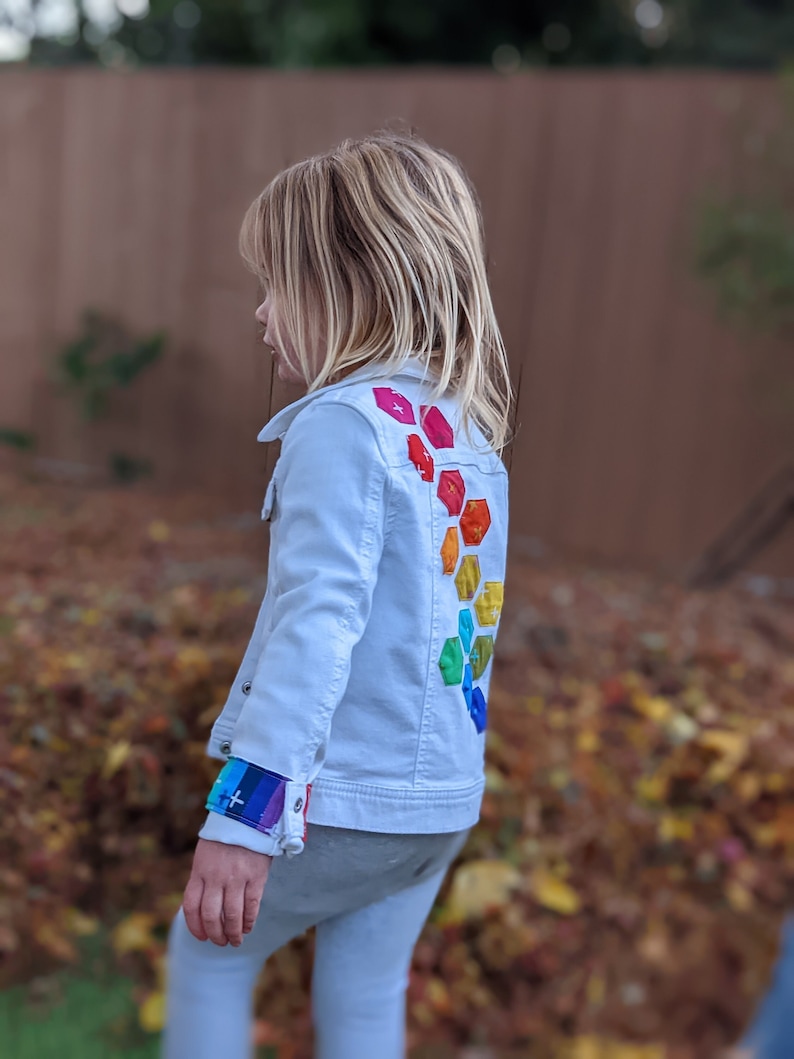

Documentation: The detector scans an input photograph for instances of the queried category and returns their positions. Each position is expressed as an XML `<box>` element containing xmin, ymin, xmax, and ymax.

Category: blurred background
<box><xmin>1</xmin><ymin>2</ymin><xmax>793</xmax><ymax>1058</ymax></box>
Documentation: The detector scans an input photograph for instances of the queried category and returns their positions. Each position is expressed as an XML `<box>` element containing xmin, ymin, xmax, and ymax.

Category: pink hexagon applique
<box><xmin>459</xmin><ymin>498</ymin><xmax>491</xmax><ymax>546</ymax></box>
<box><xmin>407</xmin><ymin>434</ymin><xmax>434</xmax><ymax>482</ymax></box>
<box><xmin>420</xmin><ymin>406</ymin><xmax>454</xmax><ymax>448</ymax></box>
<box><xmin>437</xmin><ymin>469</ymin><xmax>465</xmax><ymax>516</ymax></box>
<box><xmin>373</xmin><ymin>387</ymin><xmax>415</xmax><ymax>424</ymax></box>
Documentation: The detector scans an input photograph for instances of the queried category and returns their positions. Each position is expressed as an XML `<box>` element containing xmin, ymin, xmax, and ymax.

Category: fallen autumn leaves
<box><xmin>1</xmin><ymin>471</ymin><xmax>793</xmax><ymax>1058</ymax></box>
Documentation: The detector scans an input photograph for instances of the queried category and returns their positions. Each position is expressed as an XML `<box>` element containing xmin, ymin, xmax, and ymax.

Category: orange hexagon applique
<box><xmin>474</xmin><ymin>581</ymin><xmax>504</xmax><ymax>626</ymax></box>
<box><xmin>437</xmin><ymin>469</ymin><xmax>465</xmax><ymax>516</ymax></box>
<box><xmin>407</xmin><ymin>434</ymin><xmax>434</xmax><ymax>482</ymax></box>
<box><xmin>441</xmin><ymin>527</ymin><xmax>459</xmax><ymax>574</ymax></box>
<box><xmin>455</xmin><ymin>555</ymin><xmax>481</xmax><ymax>601</ymax></box>
<box><xmin>419</xmin><ymin>405</ymin><xmax>454</xmax><ymax>448</ymax></box>
<box><xmin>459</xmin><ymin>498</ymin><xmax>491</xmax><ymax>546</ymax></box>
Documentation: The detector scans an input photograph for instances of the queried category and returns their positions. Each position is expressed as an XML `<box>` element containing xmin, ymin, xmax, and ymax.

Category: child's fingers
<box><xmin>222</xmin><ymin>885</ymin><xmax>245</xmax><ymax>947</ymax></box>
<box><xmin>182</xmin><ymin>877</ymin><xmax>208</xmax><ymax>941</ymax></box>
<box><xmin>243</xmin><ymin>879</ymin><xmax>264</xmax><ymax>933</ymax></box>
<box><xmin>201</xmin><ymin>886</ymin><xmax>227</xmax><ymax>947</ymax></box>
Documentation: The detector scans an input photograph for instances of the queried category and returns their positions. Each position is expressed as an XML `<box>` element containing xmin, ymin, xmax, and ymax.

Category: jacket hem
<box><xmin>305</xmin><ymin>776</ymin><xmax>484</xmax><ymax>833</ymax></box>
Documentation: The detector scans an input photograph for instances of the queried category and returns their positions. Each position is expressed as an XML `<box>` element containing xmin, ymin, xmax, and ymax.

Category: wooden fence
<box><xmin>1</xmin><ymin>69</ymin><xmax>791</xmax><ymax>575</ymax></box>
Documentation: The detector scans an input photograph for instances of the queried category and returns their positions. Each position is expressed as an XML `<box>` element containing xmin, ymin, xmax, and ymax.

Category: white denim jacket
<box><xmin>199</xmin><ymin>360</ymin><xmax>509</xmax><ymax>857</ymax></box>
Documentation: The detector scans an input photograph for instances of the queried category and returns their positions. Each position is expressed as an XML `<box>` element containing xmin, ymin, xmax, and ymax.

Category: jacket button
<box><xmin>242</xmin><ymin>681</ymin><xmax>252</xmax><ymax>694</ymax></box>
<box><xmin>293</xmin><ymin>798</ymin><xmax>303</xmax><ymax>813</ymax></box>
<box><xmin>220</xmin><ymin>740</ymin><xmax>232</xmax><ymax>755</ymax></box>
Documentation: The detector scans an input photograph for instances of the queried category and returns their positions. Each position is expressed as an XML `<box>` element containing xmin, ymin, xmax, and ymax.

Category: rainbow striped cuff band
<box><xmin>206</xmin><ymin>756</ymin><xmax>292</xmax><ymax>834</ymax></box>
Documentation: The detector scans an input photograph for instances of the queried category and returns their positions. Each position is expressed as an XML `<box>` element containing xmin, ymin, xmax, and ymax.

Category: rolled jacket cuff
<box><xmin>202</xmin><ymin>756</ymin><xmax>310</xmax><ymax>857</ymax></box>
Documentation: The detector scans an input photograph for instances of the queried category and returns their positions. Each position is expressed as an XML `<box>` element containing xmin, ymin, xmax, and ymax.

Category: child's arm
<box><xmin>199</xmin><ymin>399</ymin><xmax>389</xmax><ymax>857</ymax></box>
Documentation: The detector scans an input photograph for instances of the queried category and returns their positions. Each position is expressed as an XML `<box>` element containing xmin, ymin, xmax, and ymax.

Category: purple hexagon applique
<box><xmin>420</xmin><ymin>406</ymin><xmax>454</xmax><ymax>448</ymax></box>
<box><xmin>373</xmin><ymin>387</ymin><xmax>415</xmax><ymax>424</ymax></box>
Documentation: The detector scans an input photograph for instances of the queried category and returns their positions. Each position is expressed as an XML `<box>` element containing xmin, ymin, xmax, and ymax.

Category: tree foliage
<box><xmin>17</xmin><ymin>0</ymin><xmax>794</xmax><ymax>69</ymax></box>
<box><xmin>696</xmin><ymin>72</ymin><xmax>794</xmax><ymax>339</ymax></box>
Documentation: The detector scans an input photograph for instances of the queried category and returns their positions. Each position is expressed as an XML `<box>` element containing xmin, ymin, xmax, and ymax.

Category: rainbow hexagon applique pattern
<box><xmin>372</xmin><ymin>385</ymin><xmax>501</xmax><ymax>734</ymax></box>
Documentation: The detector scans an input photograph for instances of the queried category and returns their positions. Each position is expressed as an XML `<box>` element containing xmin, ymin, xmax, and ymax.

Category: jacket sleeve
<box><xmin>198</xmin><ymin>400</ymin><xmax>389</xmax><ymax>857</ymax></box>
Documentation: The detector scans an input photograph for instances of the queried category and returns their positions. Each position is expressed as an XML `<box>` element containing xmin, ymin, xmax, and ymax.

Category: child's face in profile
<box><xmin>255</xmin><ymin>294</ymin><xmax>306</xmax><ymax>388</ymax></box>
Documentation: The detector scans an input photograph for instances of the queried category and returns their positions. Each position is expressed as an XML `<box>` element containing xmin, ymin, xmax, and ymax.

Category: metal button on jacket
<box><xmin>220</xmin><ymin>740</ymin><xmax>232</xmax><ymax>755</ymax></box>
<box><xmin>242</xmin><ymin>681</ymin><xmax>252</xmax><ymax>694</ymax></box>
<box><xmin>293</xmin><ymin>798</ymin><xmax>303</xmax><ymax>812</ymax></box>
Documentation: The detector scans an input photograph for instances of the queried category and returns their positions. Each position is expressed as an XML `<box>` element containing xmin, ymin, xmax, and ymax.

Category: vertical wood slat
<box><xmin>0</xmin><ymin>70</ymin><xmax>791</xmax><ymax>574</ymax></box>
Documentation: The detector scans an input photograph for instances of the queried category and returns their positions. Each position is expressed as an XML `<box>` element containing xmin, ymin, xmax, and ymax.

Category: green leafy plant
<box><xmin>109</xmin><ymin>453</ymin><xmax>154</xmax><ymax>485</ymax></box>
<box><xmin>57</xmin><ymin>310</ymin><xmax>165</xmax><ymax>423</ymax></box>
<box><xmin>0</xmin><ymin>429</ymin><xmax>36</xmax><ymax>451</ymax></box>
<box><xmin>695</xmin><ymin>71</ymin><xmax>794</xmax><ymax>338</ymax></box>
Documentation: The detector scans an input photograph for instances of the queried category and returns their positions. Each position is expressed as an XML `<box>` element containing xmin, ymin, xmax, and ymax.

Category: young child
<box><xmin>162</xmin><ymin>131</ymin><xmax>512</xmax><ymax>1059</ymax></box>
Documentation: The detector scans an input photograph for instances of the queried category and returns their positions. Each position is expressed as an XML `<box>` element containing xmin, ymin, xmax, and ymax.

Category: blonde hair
<box><xmin>239</xmin><ymin>131</ymin><xmax>513</xmax><ymax>452</ymax></box>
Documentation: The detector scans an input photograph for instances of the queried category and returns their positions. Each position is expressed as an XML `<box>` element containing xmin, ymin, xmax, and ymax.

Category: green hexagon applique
<box><xmin>438</xmin><ymin>637</ymin><xmax>465</xmax><ymax>685</ymax></box>
<box><xmin>469</xmin><ymin>634</ymin><xmax>494</xmax><ymax>679</ymax></box>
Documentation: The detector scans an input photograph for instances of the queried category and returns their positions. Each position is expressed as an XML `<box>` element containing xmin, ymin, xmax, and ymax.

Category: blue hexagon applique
<box><xmin>462</xmin><ymin>664</ymin><xmax>473</xmax><ymax>712</ymax></box>
<box><xmin>458</xmin><ymin>609</ymin><xmax>474</xmax><ymax>654</ymax></box>
<box><xmin>469</xmin><ymin>687</ymin><xmax>487</xmax><ymax>733</ymax></box>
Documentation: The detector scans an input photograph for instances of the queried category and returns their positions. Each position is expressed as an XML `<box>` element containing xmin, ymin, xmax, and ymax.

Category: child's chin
<box><xmin>276</xmin><ymin>361</ymin><xmax>302</xmax><ymax>386</ymax></box>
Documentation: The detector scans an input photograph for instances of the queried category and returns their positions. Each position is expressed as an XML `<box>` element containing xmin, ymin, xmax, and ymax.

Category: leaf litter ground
<box><xmin>1</xmin><ymin>472</ymin><xmax>793</xmax><ymax>1058</ymax></box>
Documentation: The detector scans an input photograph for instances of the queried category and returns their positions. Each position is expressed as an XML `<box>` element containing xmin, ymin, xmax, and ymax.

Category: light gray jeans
<box><xmin>162</xmin><ymin>824</ymin><xmax>470</xmax><ymax>1059</ymax></box>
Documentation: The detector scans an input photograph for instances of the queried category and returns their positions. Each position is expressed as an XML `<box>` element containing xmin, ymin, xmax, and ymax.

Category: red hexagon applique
<box><xmin>437</xmin><ymin>469</ymin><xmax>465</xmax><ymax>516</ymax></box>
<box><xmin>420</xmin><ymin>405</ymin><xmax>454</xmax><ymax>448</ymax></box>
<box><xmin>407</xmin><ymin>434</ymin><xmax>434</xmax><ymax>482</ymax></box>
<box><xmin>459</xmin><ymin>498</ymin><xmax>491</xmax><ymax>546</ymax></box>
<box><xmin>373</xmin><ymin>387</ymin><xmax>415</xmax><ymax>424</ymax></box>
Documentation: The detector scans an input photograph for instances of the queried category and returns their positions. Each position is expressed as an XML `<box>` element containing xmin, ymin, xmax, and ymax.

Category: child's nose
<box><xmin>255</xmin><ymin>299</ymin><xmax>269</xmax><ymax>327</ymax></box>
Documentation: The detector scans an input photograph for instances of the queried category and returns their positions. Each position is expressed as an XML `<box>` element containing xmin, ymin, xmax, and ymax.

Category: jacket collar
<box><xmin>257</xmin><ymin>358</ymin><xmax>438</xmax><ymax>442</ymax></box>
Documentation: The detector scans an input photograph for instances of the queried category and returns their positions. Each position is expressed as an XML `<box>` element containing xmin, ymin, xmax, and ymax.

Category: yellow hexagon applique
<box><xmin>440</xmin><ymin>527</ymin><xmax>459</xmax><ymax>575</ymax></box>
<box><xmin>474</xmin><ymin>581</ymin><xmax>504</xmax><ymax>626</ymax></box>
<box><xmin>455</xmin><ymin>555</ymin><xmax>481</xmax><ymax>601</ymax></box>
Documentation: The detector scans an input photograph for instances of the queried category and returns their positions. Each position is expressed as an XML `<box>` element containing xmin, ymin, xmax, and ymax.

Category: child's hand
<box><xmin>182</xmin><ymin>838</ymin><xmax>273</xmax><ymax>947</ymax></box>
